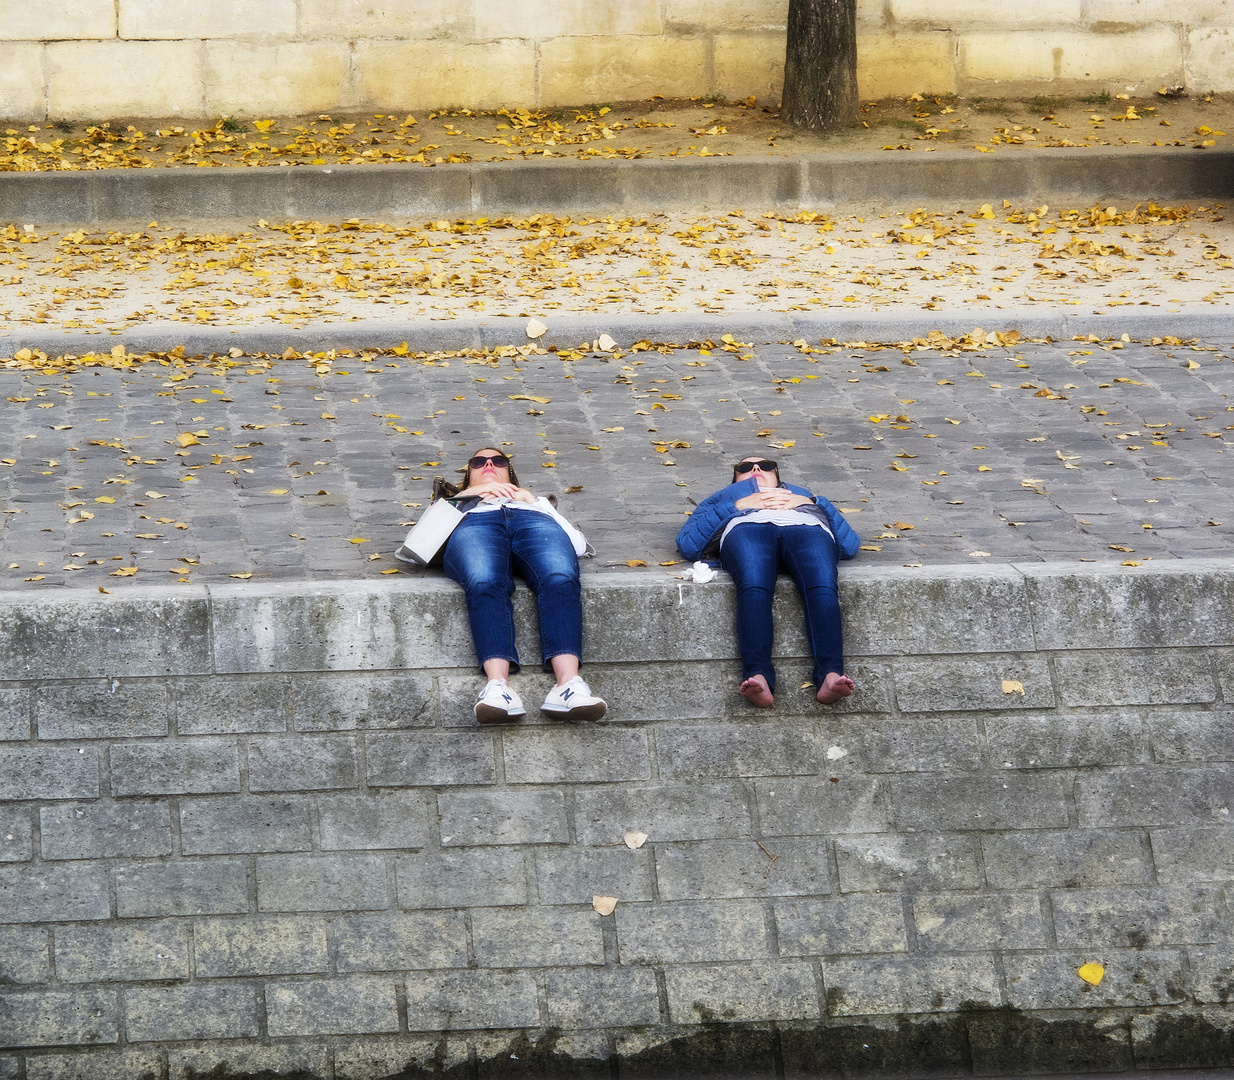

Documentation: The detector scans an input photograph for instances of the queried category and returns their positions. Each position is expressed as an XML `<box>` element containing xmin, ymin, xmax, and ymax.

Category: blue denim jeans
<box><xmin>442</xmin><ymin>507</ymin><xmax>583</xmax><ymax>673</ymax></box>
<box><xmin>718</xmin><ymin>522</ymin><xmax>843</xmax><ymax>693</ymax></box>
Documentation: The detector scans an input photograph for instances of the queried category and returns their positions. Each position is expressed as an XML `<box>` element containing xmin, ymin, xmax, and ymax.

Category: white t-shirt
<box><xmin>720</xmin><ymin>507</ymin><xmax>834</xmax><ymax>550</ymax></box>
<box><xmin>462</xmin><ymin>496</ymin><xmax>588</xmax><ymax>556</ymax></box>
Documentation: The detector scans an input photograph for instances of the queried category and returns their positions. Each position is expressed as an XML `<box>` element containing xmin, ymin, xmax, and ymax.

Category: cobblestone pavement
<box><xmin>2</xmin><ymin>337</ymin><xmax>1233</xmax><ymax>590</ymax></box>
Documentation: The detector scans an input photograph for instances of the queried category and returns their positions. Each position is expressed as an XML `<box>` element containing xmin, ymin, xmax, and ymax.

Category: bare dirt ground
<box><xmin>1</xmin><ymin>199</ymin><xmax>1230</xmax><ymax>339</ymax></box>
<box><xmin>2</xmin><ymin>92</ymin><xmax>1233</xmax><ymax>171</ymax></box>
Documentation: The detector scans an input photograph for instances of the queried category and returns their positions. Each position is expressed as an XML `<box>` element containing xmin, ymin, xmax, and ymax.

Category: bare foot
<box><xmin>817</xmin><ymin>672</ymin><xmax>855</xmax><ymax>704</ymax></box>
<box><xmin>740</xmin><ymin>675</ymin><xmax>775</xmax><ymax>708</ymax></box>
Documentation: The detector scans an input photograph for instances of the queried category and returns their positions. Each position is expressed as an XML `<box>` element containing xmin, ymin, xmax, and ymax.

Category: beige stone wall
<box><xmin>0</xmin><ymin>0</ymin><xmax>1224</xmax><ymax>120</ymax></box>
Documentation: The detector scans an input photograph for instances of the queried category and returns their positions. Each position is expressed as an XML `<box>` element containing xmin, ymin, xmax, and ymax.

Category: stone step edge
<box><xmin>2</xmin><ymin>558</ymin><xmax>1232</xmax><ymax>681</ymax></box>
<box><xmin>3</xmin><ymin>147</ymin><xmax>1231</xmax><ymax>225</ymax></box>
<box><xmin>2</xmin><ymin>308</ymin><xmax>1231</xmax><ymax>360</ymax></box>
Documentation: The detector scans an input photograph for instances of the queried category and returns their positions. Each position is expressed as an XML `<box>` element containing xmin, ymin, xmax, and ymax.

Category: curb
<box><xmin>3</xmin><ymin>309</ymin><xmax>1233</xmax><ymax>359</ymax></box>
<box><xmin>1</xmin><ymin>148</ymin><xmax>1232</xmax><ymax>224</ymax></box>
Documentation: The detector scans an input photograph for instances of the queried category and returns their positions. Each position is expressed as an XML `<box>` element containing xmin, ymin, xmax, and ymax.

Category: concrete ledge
<box><xmin>3</xmin><ymin>308</ymin><xmax>1234</xmax><ymax>360</ymax></box>
<box><xmin>2</xmin><ymin>148</ymin><xmax>1232</xmax><ymax>225</ymax></box>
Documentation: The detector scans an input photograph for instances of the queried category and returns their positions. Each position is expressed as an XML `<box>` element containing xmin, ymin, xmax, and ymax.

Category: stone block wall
<box><xmin>0</xmin><ymin>0</ymin><xmax>1228</xmax><ymax>121</ymax></box>
<box><xmin>1</xmin><ymin>562</ymin><xmax>1233</xmax><ymax>1077</ymax></box>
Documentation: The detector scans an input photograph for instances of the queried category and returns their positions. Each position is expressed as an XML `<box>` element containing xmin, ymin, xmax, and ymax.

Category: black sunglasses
<box><xmin>734</xmin><ymin>459</ymin><xmax>778</xmax><ymax>475</ymax></box>
<box><xmin>469</xmin><ymin>454</ymin><xmax>511</xmax><ymax>469</ymax></box>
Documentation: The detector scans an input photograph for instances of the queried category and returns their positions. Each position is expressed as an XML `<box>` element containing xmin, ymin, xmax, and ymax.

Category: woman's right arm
<box><xmin>676</xmin><ymin>481</ymin><xmax>753</xmax><ymax>561</ymax></box>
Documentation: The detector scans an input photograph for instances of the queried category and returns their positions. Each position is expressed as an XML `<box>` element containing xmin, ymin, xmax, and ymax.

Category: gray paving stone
<box><xmin>256</xmin><ymin>853</ymin><xmax>389</xmax><ymax>912</ymax></box>
<box><xmin>835</xmin><ymin>834</ymin><xmax>983</xmax><ymax>893</ymax></box>
<box><xmin>366</xmin><ymin>731</ymin><xmax>496</xmax><ymax>787</ymax></box>
<box><xmin>545</xmin><ymin>967</ymin><xmax>662</xmax><ymax>1030</ymax></box>
<box><xmin>1053</xmin><ymin>649</ymin><xmax>1217</xmax><ymax>706</ymax></box>
<box><xmin>893</xmin><ymin>773</ymin><xmax>1068</xmax><ymax>831</ymax></box>
<box><xmin>472</xmin><ymin>907</ymin><xmax>605</xmax><ymax>968</ymax></box>
<box><xmin>535</xmin><ymin>846</ymin><xmax>655</xmax><ymax>905</ymax></box>
<box><xmin>756</xmin><ymin>777</ymin><xmax>890</xmax><ymax>836</ymax></box>
<box><xmin>439</xmin><ymin>790</ymin><xmax>568</xmax><ymax>846</ymax></box>
<box><xmin>1151</xmin><ymin>826</ymin><xmax>1234</xmax><ymax>884</ymax></box>
<box><xmin>174</xmin><ymin>676</ymin><xmax>288</xmax><ymax>734</ymax></box>
<box><xmin>982</xmin><ymin>830</ymin><xmax>1153</xmax><ymax>889</ymax></box>
<box><xmin>1003</xmin><ymin>949</ymin><xmax>1186</xmax><ymax>1009</ymax></box>
<box><xmin>823</xmin><ymin>955</ymin><xmax>1000</xmax><ymax>1016</ymax></box>
<box><xmin>318</xmin><ymin>790</ymin><xmax>433</xmax><ymax>851</ymax></box>
<box><xmin>616</xmin><ymin>899</ymin><xmax>770</xmax><ymax>964</ymax></box>
<box><xmin>655</xmin><ymin>838</ymin><xmax>831</xmax><ymax>900</ymax></box>
<box><xmin>179</xmin><ymin>796</ymin><xmax>312</xmax><ymax>854</ymax></box>
<box><xmin>0</xmin><ymin>746</ymin><xmax>98</xmax><ymax>801</ymax></box>
<box><xmin>1190</xmin><ymin>948</ymin><xmax>1234</xmax><ymax>1004</ymax></box>
<box><xmin>912</xmin><ymin>892</ymin><xmax>1047</xmax><ymax>951</ymax></box>
<box><xmin>892</xmin><ymin>655</ymin><xmax>1055</xmax><ymax>712</ymax></box>
<box><xmin>1051</xmin><ymin>885</ymin><xmax>1229</xmax><ymax>947</ymax></box>
<box><xmin>109</xmin><ymin>740</ymin><xmax>240</xmax><ymax>796</ymax></box>
<box><xmin>194</xmin><ymin>915</ymin><xmax>329</xmax><ymax>977</ymax></box>
<box><xmin>775</xmin><ymin>895</ymin><xmax>907</xmax><ymax>956</ymax></box>
<box><xmin>1146</xmin><ymin>708</ymin><xmax>1234</xmax><ymax>763</ymax></box>
<box><xmin>830</xmin><ymin>716</ymin><xmax>982</xmax><ymax>773</ymax></box>
<box><xmin>333</xmin><ymin>1036</ymin><xmax>470</xmax><ymax>1080</ymax></box>
<box><xmin>0</xmin><ymin>806</ymin><xmax>31</xmax><ymax>863</ymax></box>
<box><xmin>502</xmin><ymin>727</ymin><xmax>652</xmax><ymax>784</ymax></box>
<box><xmin>334</xmin><ymin>911</ymin><xmax>469</xmax><ymax>972</ymax></box>
<box><xmin>395</xmin><ymin>848</ymin><xmax>529</xmax><ymax>909</ymax></box>
<box><xmin>1075</xmin><ymin>765</ymin><xmax>1234</xmax><ymax>827</ymax></box>
<box><xmin>247</xmin><ymin>736</ymin><xmax>358</xmax><ymax>792</ymax></box>
<box><xmin>39</xmin><ymin>801</ymin><xmax>171</xmax><ymax>860</ymax></box>
<box><xmin>404</xmin><ymin>971</ymin><xmax>540</xmax><ymax>1031</ymax></box>
<box><xmin>266</xmin><ymin>975</ymin><xmax>400</xmax><ymax>1037</ymax></box>
<box><xmin>665</xmin><ymin>961</ymin><xmax>820</xmax><ymax>1024</ymax></box>
<box><xmin>54</xmin><ymin>922</ymin><xmax>188</xmax><ymax>982</ymax></box>
<box><xmin>292</xmin><ymin>673</ymin><xmax>436</xmax><ymax>730</ymax></box>
<box><xmin>0</xmin><ymin>688</ymin><xmax>29</xmax><ymax>740</ymax></box>
<box><xmin>35</xmin><ymin>681</ymin><xmax>170</xmax><ymax>740</ymax></box>
<box><xmin>0</xmin><ymin>988</ymin><xmax>117</xmax><ymax>1047</ymax></box>
<box><xmin>114</xmin><ymin>859</ymin><xmax>248</xmax><ymax>917</ymax></box>
<box><xmin>985</xmin><ymin>711</ymin><xmax>1148</xmax><ymax>768</ymax></box>
<box><xmin>23</xmin><ymin>1048</ymin><xmax>164</xmax><ymax>1080</ymax></box>
<box><xmin>576</xmin><ymin>781</ymin><xmax>752</xmax><ymax>844</ymax></box>
<box><xmin>0</xmin><ymin>926</ymin><xmax>48</xmax><ymax>984</ymax></box>
<box><xmin>654</xmin><ymin>722</ymin><xmax>817</xmax><ymax>779</ymax></box>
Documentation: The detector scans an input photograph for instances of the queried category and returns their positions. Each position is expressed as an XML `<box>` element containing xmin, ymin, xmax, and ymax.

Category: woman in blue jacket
<box><xmin>677</xmin><ymin>456</ymin><xmax>861</xmax><ymax>707</ymax></box>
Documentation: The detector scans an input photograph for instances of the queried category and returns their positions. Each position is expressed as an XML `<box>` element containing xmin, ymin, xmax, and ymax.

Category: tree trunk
<box><xmin>782</xmin><ymin>0</ymin><xmax>858</xmax><ymax>133</ymax></box>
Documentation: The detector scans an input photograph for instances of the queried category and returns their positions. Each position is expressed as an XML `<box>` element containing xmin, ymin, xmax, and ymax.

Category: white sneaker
<box><xmin>541</xmin><ymin>676</ymin><xmax>607</xmax><ymax>723</ymax></box>
<box><xmin>474</xmin><ymin>679</ymin><xmax>526</xmax><ymax>725</ymax></box>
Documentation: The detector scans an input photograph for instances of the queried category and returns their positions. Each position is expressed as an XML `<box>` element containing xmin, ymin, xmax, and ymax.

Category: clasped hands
<box><xmin>458</xmin><ymin>481</ymin><xmax>537</xmax><ymax>504</ymax></box>
<box><xmin>734</xmin><ymin>491</ymin><xmax>815</xmax><ymax>511</ymax></box>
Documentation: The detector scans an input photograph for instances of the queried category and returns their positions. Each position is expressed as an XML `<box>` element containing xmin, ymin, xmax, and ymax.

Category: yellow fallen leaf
<box><xmin>229</xmin><ymin>572</ymin><xmax>253</xmax><ymax>579</ymax></box>
<box><xmin>268</xmin><ymin>489</ymin><xmax>289</xmax><ymax>495</ymax></box>
<box><xmin>969</xmin><ymin>550</ymin><xmax>992</xmax><ymax>557</ymax></box>
<box><xmin>145</xmin><ymin>491</ymin><xmax>167</xmax><ymax>499</ymax></box>
<box><xmin>526</xmin><ymin>317</ymin><xmax>548</xmax><ymax>339</ymax></box>
<box><xmin>1001</xmin><ymin>680</ymin><xmax>1025</xmax><ymax>695</ymax></box>
<box><xmin>592</xmin><ymin>896</ymin><xmax>618</xmax><ymax>916</ymax></box>
<box><xmin>98</xmin><ymin>586</ymin><xmax>113</xmax><ymax>594</ymax></box>
<box><xmin>626</xmin><ymin>559</ymin><xmax>647</xmax><ymax>567</ymax></box>
<box><xmin>1078</xmin><ymin>962</ymin><xmax>1105</xmax><ymax>986</ymax></box>
<box><xmin>94</xmin><ymin>496</ymin><xmax>116</xmax><ymax>504</ymax></box>
<box><xmin>597</xmin><ymin>333</ymin><xmax>618</xmax><ymax>351</ymax></box>
<box><xmin>380</xmin><ymin>568</ymin><xmax>402</xmax><ymax>574</ymax></box>
<box><xmin>109</xmin><ymin>566</ymin><xmax>138</xmax><ymax>577</ymax></box>
<box><xmin>509</xmin><ymin>395</ymin><xmax>550</xmax><ymax>404</ymax></box>
<box><xmin>624</xmin><ymin>830</ymin><xmax>649</xmax><ymax>849</ymax></box>
<box><xmin>253</xmin><ymin>119</ymin><xmax>275</xmax><ymax>132</ymax></box>
<box><xmin>348</xmin><ymin>538</ymin><xmax>369</xmax><ymax>544</ymax></box>
<box><xmin>175</xmin><ymin>432</ymin><xmax>200</xmax><ymax>448</ymax></box>
<box><xmin>978</xmin><ymin>465</ymin><xmax>993</xmax><ymax>472</ymax></box>
<box><xmin>320</xmin><ymin>413</ymin><xmax>337</xmax><ymax>420</ymax></box>
<box><xmin>860</xmin><ymin>545</ymin><xmax>882</xmax><ymax>552</ymax></box>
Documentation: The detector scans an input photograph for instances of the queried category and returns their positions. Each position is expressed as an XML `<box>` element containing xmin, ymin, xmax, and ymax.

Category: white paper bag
<box><xmin>394</xmin><ymin>498</ymin><xmax>464</xmax><ymax>565</ymax></box>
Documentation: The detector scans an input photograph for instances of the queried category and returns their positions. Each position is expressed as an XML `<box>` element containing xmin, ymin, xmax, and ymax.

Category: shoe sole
<box><xmin>475</xmin><ymin>703</ymin><xmax>524</xmax><ymax>725</ymax></box>
<box><xmin>541</xmin><ymin>702</ymin><xmax>607</xmax><ymax>724</ymax></box>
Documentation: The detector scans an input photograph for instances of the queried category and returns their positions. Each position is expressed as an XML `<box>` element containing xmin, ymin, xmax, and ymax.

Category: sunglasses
<box><xmin>734</xmin><ymin>459</ymin><xmax>778</xmax><ymax>475</ymax></box>
<box><xmin>468</xmin><ymin>454</ymin><xmax>511</xmax><ymax>469</ymax></box>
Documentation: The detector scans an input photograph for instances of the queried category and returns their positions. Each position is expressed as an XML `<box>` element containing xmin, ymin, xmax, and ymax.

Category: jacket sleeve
<box><xmin>816</xmin><ymin>494</ymin><xmax>862</xmax><ymax>559</ymax></box>
<box><xmin>676</xmin><ymin>480</ymin><xmax>756</xmax><ymax>561</ymax></box>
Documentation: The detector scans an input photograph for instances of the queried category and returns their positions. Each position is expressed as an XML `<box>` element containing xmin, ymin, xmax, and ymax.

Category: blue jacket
<box><xmin>676</xmin><ymin>478</ymin><xmax>862</xmax><ymax>563</ymax></box>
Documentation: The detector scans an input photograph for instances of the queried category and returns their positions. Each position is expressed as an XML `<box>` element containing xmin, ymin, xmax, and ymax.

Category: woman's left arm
<box><xmin>815</xmin><ymin>494</ymin><xmax>862</xmax><ymax>559</ymax></box>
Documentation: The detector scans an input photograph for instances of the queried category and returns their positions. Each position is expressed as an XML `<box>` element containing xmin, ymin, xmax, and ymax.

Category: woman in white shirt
<box><xmin>677</xmin><ymin>456</ymin><xmax>861</xmax><ymax>709</ymax></box>
<box><xmin>438</xmin><ymin>448</ymin><xmax>606</xmax><ymax>725</ymax></box>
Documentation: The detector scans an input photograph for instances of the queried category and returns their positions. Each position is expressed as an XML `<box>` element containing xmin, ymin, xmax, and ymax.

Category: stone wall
<box><xmin>1</xmin><ymin>562</ymin><xmax>1233</xmax><ymax>1079</ymax></box>
<box><xmin>0</xmin><ymin>0</ymin><xmax>1229</xmax><ymax>121</ymax></box>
